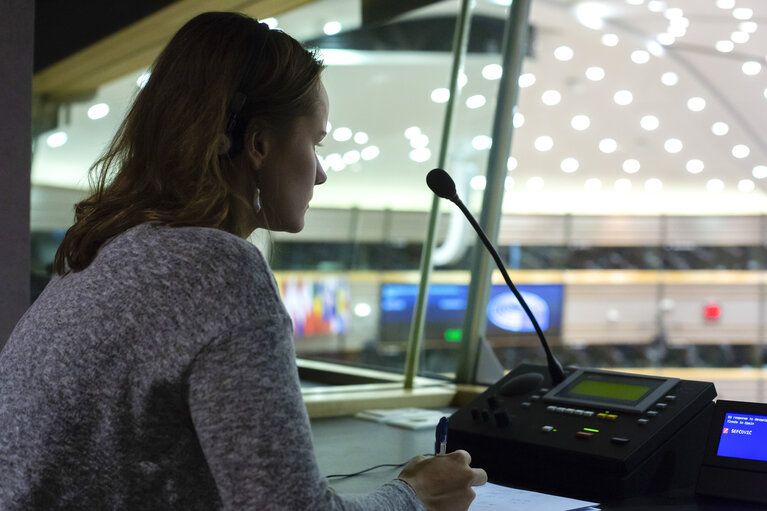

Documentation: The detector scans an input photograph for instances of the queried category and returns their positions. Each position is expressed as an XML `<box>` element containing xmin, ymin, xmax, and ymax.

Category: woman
<box><xmin>0</xmin><ymin>12</ymin><xmax>486</xmax><ymax>510</ymax></box>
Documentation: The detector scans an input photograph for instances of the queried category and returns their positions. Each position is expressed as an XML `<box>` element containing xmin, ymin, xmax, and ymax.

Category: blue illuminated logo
<box><xmin>486</xmin><ymin>291</ymin><xmax>550</xmax><ymax>332</ymax></box>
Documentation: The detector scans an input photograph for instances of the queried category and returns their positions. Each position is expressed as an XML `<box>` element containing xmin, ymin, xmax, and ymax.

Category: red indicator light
<box><xmin>703</xmin><ymin>301</ymin><xmax>721</xmax><ymax>321</ymax></box>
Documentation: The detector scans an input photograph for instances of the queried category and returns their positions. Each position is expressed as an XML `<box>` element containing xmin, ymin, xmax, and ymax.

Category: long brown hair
<box><xmin>53</xmin><ymin>12</ymin><xmax>324</xmax><ymax>275</ymax></box>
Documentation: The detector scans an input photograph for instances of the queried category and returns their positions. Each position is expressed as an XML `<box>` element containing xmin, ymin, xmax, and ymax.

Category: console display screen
<box><xmin>717</xmin><ymin>412</ymin><xmax>767</xmax><ymax>462</ymax></box>
<box><xmin>570</xmin><ymin>379</ymin><xmax>651</xmax><ymax>402</ymax></box>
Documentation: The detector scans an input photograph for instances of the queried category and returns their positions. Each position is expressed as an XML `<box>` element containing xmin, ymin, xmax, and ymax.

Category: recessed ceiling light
<box><xmin>599</xmin><ymin>138</ymin><xmax>618</xmax><ymax>153</ymax></box>
<box><xmin>46</xmin><ymin>131</ymin><xmax>68</xmax><ymax>148</ymax></box>
<box><xmin>87</xmin><ymin>103</ymin><xmax>109</xmax><ymax>120</ymax></box>
<box><xmin>507</xmin><ymin>156</ymin><xmax>518</xmax><ymax>171</ymax></box>
<box><xmin>646</xmin><ymin>41</ymin><xmax>664</xmax><ymax>56</ymax></box>
<box><xmin>623</xmin><ymin>159</ymin><xmax>640</xmax><ymax>173</ymax></box>
<box><xmin>541</xmin><ymin>90</ymin><xmax>562</xmax><ymax>106</ymax></box>
<box><xmin>585</xmin><ymin>66</ymin><xmax>605</xmax><ymax>81</ymax></box>
<box><xmin>711</xmin><ymin>121</ymin><xmax>729</xmax><ymax>136</ymax></box>
<box><xmin>410</xmin><ymin>147</ymin><xmax>432</xmax><ymax>163</ymax></box>
<box><xmin>404</xmin><ymin>126</ymin><xmax>421</xmax><ymax>139</ymax></box>
<box><xmin>571</xmin><ymin>114</ymin><xmax>591</xmax><ymax>131</ymax></box>
<box><xmin>687</xmin><ymin>97</ymin><xmax>706</xmax><ymax>112</ymax></box>
<box><xmin>482</xmin><ymin>63</ymin><xmax>503</xmax><ymax>80</ymax></box>
<box><xmin>323</xmin><ymin>21</ymin><xmax>342</xmax><ymax>35</ymax></box>
<box><xmin>332</xmin><ymin>127</ymin><xmax>352</xmax><ymax>142</ymax></box>
<box><xmin>626</xmin><ymin>0</ymin><xmax>644</xmax><ymax>5</ymax></box>
<box><xmin>518</xmin><ymin>73</ymin><xmax>536</xmax><ymax>88</ymax></box>
<box><xmin>645</xmin><ymin>178</ymin><xmax>663</xmax><ymax>192</ymax></box>
<box><xmin>526</xmin><ymin>176</ymin><xmax>545</xmax><ymax>190</ymax></box>
<box><xmin>647</xmin><ymin>1</ymin><xmax>666</xmax><ymax>13</ymax></box>
<box><xmin>742</xmin><ymin>61</ymin><xmax>762</xmax><ymax>76</ymax></box>
<box><xmin>739</xmin><ymin>21</ymin><xmax>758</xmax><ymax>33</ymax></box>
<box><xmin>576</xmin><ymin>3</ymin><xmax>608</xmax><ymax>30</ymax></box>
<box><xmin>752</xmin><ymin>165</ymin><xmax>767</xmax><ymax>179</ymax></box>
<box><xmin>585</xmin><ymin>178</ymin><xmax>602</xmax><ymax>192</ymax></box>
<box><xmin>664</xmin><ymin>7</ymin><xmax>684</xmax><ymax>19</ymax></box>
<box><xmin>664</xmin><ymin>138</ymin><xmax>683</xmax><ymax>153</ymax></box>
<box><xmin>733</xmin><ymin>8</ymin><xmax>753</xmax><ymax>20</ymax></box>
<box><xmin>431</xmin><ymin>88</ymin><xmax>450</xmax><ymax>103</ymax></box>
<box><xmin>504</xmin><ymin>177</ymin><xmax>514</xmax><ymax>190</ymax></box>
<box><xmin>613</xmin><ymin>90</ymin><xmax>633</xmax><ymax>105</ymax></box>
<box><xmin>262</xmin><ymin>17</ymin><xmax>278</xmax><ymax>29</ymax></box>
<box><xmin>738</xmin><ymin>179</ymin><xmax>755</xmax><ymax>192</ymax></box>
<box><xmin>657</xmin><ymin>33</ymin><xmax>675</xmax><ymax>46</ymax></box>
<box><xmin>361</xmin><ymin>146</ymin><xmax>380</xmax><ymax>160</ymax></box>
<box><xmin>631</xmin><ymin>50</ymin><xmax>650</xmax><ymax>64</ymax></box>
<box><xmin>410</xmin><ymin>133</ymin><xmax>429</xmax><ymax>148</ymax></box>
<box><xmin>601</xmin><ymin>33</ymin><xmax>619</xmax><ymax>46</ymax></box>
<box><xmin>661</xmin><ymin>71</ymin><xmax>679</xmax><ymax>85</ymax></box>
<box><xmin>561</xmin><ymin>157</ymin><xmax>579</xmax><ymax>173</ymax></box>
<box><xmin>640</xmin><ymin>115</ymin><xmax>660</xmax><ymax>131</ymax></box>
<box><xmin>732</xmin><ymin>144</ymin><xmax>750</xmax><ymax>158</ymax></box>
<box><xmin>707</xmin><ymin>179</ymin><xmax>725</xmax><ymax>193</ymax></box>
<box><xmin>466</xmin><ymin>94</ymin><xmax>486</xmax><ymax>109</ymax></box>
<box><xmin>554</xmin><ymin>46</ymin><xmax>574</xmax><ymax>61</ymax></box>
<box><xmin>615</xmin><ymin>178</ymin><xmax>632</xmax><ymax>192</ymax></box>
<box><xmin>716</xmin><ymin>40</ymin><xmax>735</xmax><ymax>53</ymax></box>
<box><xmin>731</xmin><ymin>31</ymin><xmax>749</xmax><ymax>44</ymax></box>
<box><xmin>472</xmin><ymin>135</ymin><xmax>492</xmax><ymax>150</ymax></box>
<box><xmin>716</xmin><ymin>0</ymin><xmax>735</xmax><ymax>8</ymax></box>
<box><xmin>470</xmin><ymin>175</ymin><xmax>486</xmax><ymax>190</ymax></box>
<box><xmin>354</xmin><ymin>132</ymin><xmax>369</xmax><ymax>144</ymax></box>
<box><xmin>686</xmin><ymin>159</ymin><xmax>704</xmax><ymax>174</ymax></box>
<box><xmin>353</xmin><ymin>303</ymin><xmax>372</xmax><ymax>317</ymax></box>
<box><xmin>534</xmin><ymin>136</ymin><xmax>554</xmax><ymax>151</ymax></box>
<box><xmin>458</xmin><ymin>72</ymin><xmax>468</xmax><ymax>88</ymax></box>
<box><xmin>325</xmin><ymin>153</ymin><xmax>345</xmax><ymax>171</ymax></box>
<box><xmin>513</xmin><ymin>112</ymin><xmax>525</xmax><ymax>128</ymax></box>
<box><xmin>343</xmin><ymin>150</ymin><xmax>360</xmax><ymax>165</ymax></box>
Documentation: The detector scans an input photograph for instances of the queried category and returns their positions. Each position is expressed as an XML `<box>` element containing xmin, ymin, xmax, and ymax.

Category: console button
<box><xmin>576</xmin><ymin>431</ymin><xmax>594</xmax><ymax>439</ymax></box>
<box><xmin>637</xmin><ymin>418</ymin><xmax>650</xmax><ymax>425</ymax></box>
<box><xmin>611</xmin><ymin>436</ymin><xmax>631</xmax><ymax>445</ymax></box>
<box><xmin>541</xmin><ymin>425</ymin><xmax>555</xmax><ymax>433</ymax></box>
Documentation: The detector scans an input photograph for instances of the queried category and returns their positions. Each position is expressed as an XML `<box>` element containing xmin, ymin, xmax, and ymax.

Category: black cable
<box><xmin>325</xmin><ymin>454</ymin><xmax>432</xmax><ymax>479</ymax></box>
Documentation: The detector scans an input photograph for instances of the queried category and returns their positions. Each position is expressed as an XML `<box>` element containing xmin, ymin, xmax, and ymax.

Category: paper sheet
<box><xmin>469</xmin><ymin>482</ymin><xmax>599</xmax><ymax>511</ymax></box>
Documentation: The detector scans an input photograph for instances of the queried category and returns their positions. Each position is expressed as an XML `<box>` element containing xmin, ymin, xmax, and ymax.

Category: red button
<box><xmin>576</xmin><ymin>431</ymin><xmax>594</xmax><ymax>439</ymax></box>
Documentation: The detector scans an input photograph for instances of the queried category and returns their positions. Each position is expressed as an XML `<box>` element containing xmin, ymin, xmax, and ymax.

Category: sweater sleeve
<box><xmin>187</xmin><ymin>320</ymin><xmax>425</xmax><ymax>511</ymax></box>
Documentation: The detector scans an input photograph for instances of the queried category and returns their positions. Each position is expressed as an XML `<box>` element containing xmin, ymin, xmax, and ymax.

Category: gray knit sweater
<box><xmin>0</xmin><ymin>224</ymin><xmax>423</xmax><ymax>510</ymax></box>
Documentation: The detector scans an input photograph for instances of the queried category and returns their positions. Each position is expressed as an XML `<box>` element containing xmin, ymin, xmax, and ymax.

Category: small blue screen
<box><xmin>716</xmin><ymin>412</ymin><xmax>767</xmax><ymax>462</ymax></box>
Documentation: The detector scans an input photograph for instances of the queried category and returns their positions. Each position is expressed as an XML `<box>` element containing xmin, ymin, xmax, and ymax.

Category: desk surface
<box><xmin>311</xmin><ymin>415</ymin><xmax>764</xmax><ymax>511</ymax></box>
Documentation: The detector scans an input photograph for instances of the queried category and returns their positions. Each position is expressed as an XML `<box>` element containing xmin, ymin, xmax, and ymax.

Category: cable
<box><xmin>324</xmin><ymin>454</ymin><xmax>432</xmax><ymax>480</ymax></box>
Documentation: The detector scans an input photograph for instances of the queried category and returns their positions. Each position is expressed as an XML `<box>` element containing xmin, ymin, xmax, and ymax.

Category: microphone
<box><xmin>426</xmin><ymin>168</ymin><xmax>566</xmax><ymax>385</ymax></box>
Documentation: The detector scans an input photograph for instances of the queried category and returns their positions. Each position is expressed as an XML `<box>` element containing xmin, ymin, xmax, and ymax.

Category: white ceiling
<box><xmin>30</xmin><ymin>0</ymin><xmax>767</xmax><ymax>227</ymax></box>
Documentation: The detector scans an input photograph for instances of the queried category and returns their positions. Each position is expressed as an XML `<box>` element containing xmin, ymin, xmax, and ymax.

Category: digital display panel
<box><xmin>717</xmin><ymin>412</ymin><xmax>767</xmax><ymax>462</ymax></box>
<box><xmin>570</xmin><ymin>379</ymin><xmax>651</xmax><ymax>402</ymax></box>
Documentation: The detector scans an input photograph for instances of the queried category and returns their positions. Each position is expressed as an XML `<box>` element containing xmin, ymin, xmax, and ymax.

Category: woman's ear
<box><xmin>244</xmin><ymin>122</ymin><xmax>270</xmax><ymax>169</ymax></box>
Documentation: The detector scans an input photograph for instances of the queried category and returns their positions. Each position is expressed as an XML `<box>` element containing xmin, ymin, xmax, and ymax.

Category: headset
<box><xmin>224</xmin><ymin>19</ymin><xmax>271</xmax><ymax>157</ymax></box>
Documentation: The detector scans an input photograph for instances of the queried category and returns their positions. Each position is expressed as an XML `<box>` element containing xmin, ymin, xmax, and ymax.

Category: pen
<box><xmin>435</xmin><ymin>416</ymin><xmax>449</xmax><ymax>455</ymax></box>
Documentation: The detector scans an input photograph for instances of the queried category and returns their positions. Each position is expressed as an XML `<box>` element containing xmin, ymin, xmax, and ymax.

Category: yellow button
<box><xmin>597</xmin><ymin>413</ymin><xmax>608</xmax><ymax>419</ymax></box>
<box><xmin>607</xmin><ymin>414</ymin><xmax>618</xmax><ymax>421</ymax></box>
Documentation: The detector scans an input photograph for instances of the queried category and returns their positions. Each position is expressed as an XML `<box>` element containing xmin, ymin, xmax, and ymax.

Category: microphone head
<box><xmin>426</xmin><ymin>168</ymin><xmax>457</xmax><ymax>200</ymax></box>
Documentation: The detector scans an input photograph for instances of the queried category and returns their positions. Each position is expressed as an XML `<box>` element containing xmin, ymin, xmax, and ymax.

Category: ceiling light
<box><xmin>526</xmin><ymin>176</ymin><xmax>545</xmax><ymax>190</ymax></box>
<box><xmin>561</xmin><ymin>157</ymin><xmax>579</xmax><ymax>173</ymax></box>
<box><xmin>716</xmin><ymin>0</ymin><xmax>735</xmax><ymax>8</ymax></box>
<box><xmin>631</xmin><ymin>50</ymin><xmax>650</xmax><ymax>64</ymax></box>
<box><xmin>664</xmin><ymin>138</ymin><xmax>683</xmax><ymax>153</ymax></box>
<box><xmin>707</xmin><ymin>179</ymin><xmax>725</xmax><ymax>193</ymax></box>
<box><xmin>505</xmin><ymin>177</ymin><xmax>514</xmax><ymax>190</ymax></box>
<box><xmin>738</xmin><ymin>179</ymin><xmax>755</xmax><ymax>192</ymax></box>
<box><xmin>732</xmin><ymin>144</ymin><xmax>750</xmax><ymax>158</ymax></box>
<box><xmin>645</xmin><ymin>178</ymin><xmax>663</xmax><ymax>192</ymax></box>
<box><xmin>466</xmin><ymin>94</ymin><xmax>486</xmax><ymax>109</ymax></box>
<box><xmin>731</xmin><ymin>31</ymin><xmax>749</xmax><ymax>44</ymax></box>
<box><xmin>752</xmin><ymin>165</ymin><xmax>767</xmax><ymax>179</ymax></box>
<box><xmin>646</xmin><ymin>41</ymin><xmax>664</xmax><ymax>56</ymax></box>
<box><xmin>410</xmin><ymin>133</ymin><xmax>429</xmax><ymax>148</ymax></box>
<box><xmin>739</xmin><ymin>21</ymin><xmax>758</xmax><ymax>33</ymax></box>
<box><xmin>661</xmin><ymin>71</ymin><xmax>678</xmax><ymax>85</ymax></box>
<box><xmin>45</xmin><ymin>131</ymin><xmax>68</xmax><ymax>148</ymax></box>
<box><xmin>601</xmin><ymin>33</ymin><xmax>619</xmax><ymax>46</ymax></box>
<box><xmin>712</xmin><ymin>122</ymin><xmax>729</xmax><ymax>136</ymax></box>
<box><xmin>431</xmin><ymin>88</ymin><xmax>450</xmax><ymax>103</ymax></box>
<box><xmin>534</xmin><ymin>136</ymin><xmax>554</xmax><ymax>151</ymax></box>
<box><xmin>599</xmin><ymin>138</ymin><xmax>618</xmax><ymax>153</ymax></box>
<box><xmin>518</xmin><ymin>73</ymin><xmax>536</xmax><ymax>88</ymax></box>
<box><xmin>657</xmin><ymin>33</ymin><xmax>675</xmax><ymax>46</ymax></box>
<box><xmin>325</xmin><ymin>153</ymin><xmax>345</xmax><ymax>171</ymax></box>
<box><xmin>742</xmin><ymin>61</ymin><xmax>762</xmax><ymax>76</ymax></box>
<box><xmin>262</xmin><ymin>17</ymin><xmax>278</xmax><ymax>29</ymax></box>
<box><xmin>613</xmin><ymin>90</ymin><xmax>633</xmax><ymax>105</ymax></box>
<box><xmin>409</xmin><ymin>148</ymin><xmax>432</xmax><ymax>163</ymax></box>
<box><xmin>404</xmin><ymin>126</ymin><xmax>421</xmax><ymax>139</ymax></box>
<box><xmin>640</xmin><ymin>115</ymin><xmax>660</xmax><ymax>131</ymax></box>
<box><xmin>482</xmin><ymin>63</ymin><xmax>503</xmax><ymax>80</ymax></box>
<box><xmin>458</xmin><ymin>72</ymin><xmax>468</xmax><ymax>88</ymax></box>
<box><xmin>361</xmin><ymin>146</ymin><xmax>380</xmax><ymax>160</ymax></box>
<box><xmin>343</xmin><ymin>150</ymin><xmax>360</xmax><ymax>164</ymax></box>
<box><xmin>326</xmin><ymin>121</ymin><xmax>332</xmax><ymax>133</ymax></box>
<box><xmin>513</xmin><ymin>112</ymin><xmax>525</xmax><ymax>128</ymax></box>
<box><xmin>733</xmin><ymin>8</ymin><xmax>753</xmax><ymax>20</ymax></box>
<box><xmin>585</xmin><ymin>178</ymin><xmax>602</xmax><ymax>192</ymax></box>
<box><xmin>332</xmin><ymin>127</ymin><xmax>352</xmax><ymax>142</ymax></box>
<box><xmin>472</xmin><ymin>135</ymin><xmax>492</xmax><ymax>150</ymax></box>
<box><xmin>470</xmin><ymin>175</ymin><xmax>486</xmax><ymax>190</ymax></box>
<box><xmin>571</xmin><ymin>114</ymin><xmax>591</xmax><ymax>130</ymax></box>
<box><xmin>541</xmin><ymin>90</ymin><xmax>562</xmax><ymax>106</ymax></box>
<box><xmin>554</xmin><ymin>46</ymin><xmax>574</xmax><ymax>61</ymax></box>
<box><xmin>577</xmin><ymin>3</ymin><xmax>609</xmax><ymax>30</ymax></box>
<box><xmin>687</xmin><ymin>97</ymin><xmax>706</xmax><ymax>112</ymax></box>
<box><xmin>507</xmin><ymin>156</ymin><xmax>518</xmax><ymax>171</ymax></box>
<box><xmin>626</xmin><ymin>0</ymin><xmax>644</xmax><ymax>5</ymax></box>
<box><xmin>647</xmin><ymin>1</ymin><xmax>666</xmax><ymax>13</ymax></box>
<box><xmin>623</xmin><ymin>159</ymin><xmax>640</xmax><ymax>173</ymax></box>
<box><xmin>615</xmin><ymin>178</ymin><xmax>632</xmax><ymax>192</ymax></box>
<box><xmin>716</xmin><ymin>40</ymin><xmax>735</xmax><ymax>53</ymax></box>
<box><xmin>136</xmin><ymin>71</ymin><xmax>151</xmax><ymax>89</ymax></box>
<box><xmin>323</xmin><ymin>21</ymin><xmax>342</xmax><ymax>35</ymax></box>
<box><xmin>87</xmin><ymin>103</ymin><xmax>109</xmax><ymax>120</ymax></box>
<box><xmin>686</xmin><ymin>159</ymin><xmax>704</xmax><ymax>174</ymax></box>
<box><xmin>353</xmin><ymin>303</ymin><xmax>372</xmax><ymax>317</ymax></box>
<box><xmin>764</xmin><ymin>88</ymin><xmax>767</xmax><ymax>100</ymax></box>
<box><xmin>664</xmin><ymin>7</ymin><xmax>683</xmax><ymax>19</ymax></box>
<box><xmin>353</xmin><ymin>132</ymin><xmax>369</xmax><ymax>144</ymax></box>
<box><xmin>585</xmin><ymin>66</ymin><xmax>605</xmax><ymax>81</ymax></box>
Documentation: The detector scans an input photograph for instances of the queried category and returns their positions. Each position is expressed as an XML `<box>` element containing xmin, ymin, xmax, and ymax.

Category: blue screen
<box><xmin>716</xmin><ymin>412</ymin><xmax>767</xmax><ymax>462</ymax></box>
